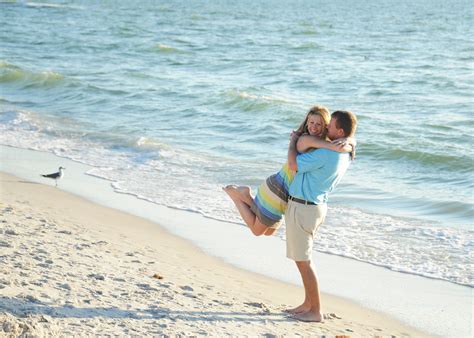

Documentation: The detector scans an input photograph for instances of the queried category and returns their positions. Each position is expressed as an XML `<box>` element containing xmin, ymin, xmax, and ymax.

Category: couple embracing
<box><xmin>224</xmin><ymin>105</ymin><xmax>357</xmax><ymax>322</ymax></box>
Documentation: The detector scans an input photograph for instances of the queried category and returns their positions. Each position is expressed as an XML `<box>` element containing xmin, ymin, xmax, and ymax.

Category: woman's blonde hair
<box><xmin>296</xmin><ymin>105</ymin><xmax>331</xmax><ymax>139</ymax></box>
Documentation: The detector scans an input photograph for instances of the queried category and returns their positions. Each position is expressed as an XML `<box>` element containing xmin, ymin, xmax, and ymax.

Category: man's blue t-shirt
<box><xmin>288</xmin><ymin>148</ymin><xmax>351</xmax><ymax>204</ymax></box>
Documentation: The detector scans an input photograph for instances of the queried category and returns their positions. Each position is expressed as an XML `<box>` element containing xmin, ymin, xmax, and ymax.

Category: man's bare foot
<box><xmin>293</xmin><ymin>310</ymin><xmax>324</xmax><ymax>323</ymax></box>
<box><xmin>284</xmin><ymin>303</ymin><xmax>311</xmax><ymax>314</ymax></box>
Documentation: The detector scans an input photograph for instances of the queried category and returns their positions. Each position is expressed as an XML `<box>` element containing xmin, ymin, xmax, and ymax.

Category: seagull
<box><xmin>41</xmin><ymin>167</ymin><xmax>66</xmax><ymax>186</ymax></box>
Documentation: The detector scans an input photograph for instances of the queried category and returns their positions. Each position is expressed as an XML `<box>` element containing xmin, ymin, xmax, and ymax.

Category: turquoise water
<box><xmin>1</xmin><ymin>0</ymin><xmax>473</xmax><ymax>286</ymax></box>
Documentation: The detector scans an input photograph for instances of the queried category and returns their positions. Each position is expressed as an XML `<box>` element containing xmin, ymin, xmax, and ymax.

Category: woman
<box><xmin>223</xmin><ymin>105</ymin><xmax>354</xmax><ymax>236</ymax></box>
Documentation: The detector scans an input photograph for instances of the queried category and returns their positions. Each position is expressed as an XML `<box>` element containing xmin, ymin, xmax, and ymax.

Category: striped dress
<box><xmin>250</xmin><ymin>163</ymin><xmax>295</xmax><ymax>228</ymax></box>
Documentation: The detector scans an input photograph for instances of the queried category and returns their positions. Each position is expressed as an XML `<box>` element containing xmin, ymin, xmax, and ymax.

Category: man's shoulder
<box><xmin>304</xmin><ymin>148</ymin><xmax>329</xmax><ymax>158</ymax></box>
<box><xmin>303</xmin><ymin>148</ymin><xmax>348</xmax><ymax>160</ymax></box>
<box><xmin>312</xmin><ymin>148</ymin><xmax>343</xmax><ymax>157</ymax></box>
<box><xmin>322</xmin><ymin>149</ymin><xmax>351</xmax><ymax>164</ymax></box>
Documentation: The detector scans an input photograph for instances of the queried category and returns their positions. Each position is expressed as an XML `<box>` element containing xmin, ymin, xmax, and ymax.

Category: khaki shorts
<box><xmin>285</xmin><ymin>200</ymin><xmax>327</xmax><ymax>261</ymax></box>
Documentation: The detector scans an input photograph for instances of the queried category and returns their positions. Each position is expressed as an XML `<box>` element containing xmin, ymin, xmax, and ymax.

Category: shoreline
<box><xmin>0</xmin><ymin>171</ymin><xmax>429</xmax><ymax>336</ymax></box>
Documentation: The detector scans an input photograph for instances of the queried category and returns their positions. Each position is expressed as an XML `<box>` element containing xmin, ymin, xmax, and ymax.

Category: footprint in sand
<box><xmin>213</xmin><ymin>299</ymin><xmax>233</xmax><ymax>306</ymax></box>
<box><xmin>244</xmin><ymin>302</ymin><xmax>271</xmax><ymax>314</ymax></box>
<box><xmin>74</xmin><ymin>243</ymin><xmax>91</xmax><ymax>250</ymax></box>
<box><xmin>30</xmin><ymin>280</ymin><xmax>44</xmax><ymax>286</ymax></box>
<box><xmin>324</xmin><ymin>313</ymin><xmax>342</xmax><ymax>319</ymax></box>
<box><xmin>136</xmin><ymin>283</ymin><xmax>158</xmax><ymax>291</ymax></box>
<box><xmin>0</xmin><ymin>240</ymin><xmax>12</xmax><ymax>248</ymax></box>
<box><xmin>160</xmin><ymin>291</ymin><xmax>174</xmax><ymax>300</ymax></box>
<box><xmin>40</xmin><ymin>292</ymin><xmax>51</xmax><ymax>299</ymax></box>
<box><xmin>156</xmin><ymin>282</ymin><xmax>171</xmax><ymax>288</ymax></box>
<box><xmin>0</xmin><ymin>278</ymin><xmax>11</xmax><ymax>286</ymax></box>
<box><xmin>92</xmin><ymin>240</ymin><xmax>108</xmax><ymax>245</ymax></box>
<box><xmin>180</xmin><ymin>285</ymin><xmax>194</xmax><ymax>291</ymax></box>
<box><xmin>87</xmin><ymin>273</ymin><xmax>105</xmax><ymax>281</ymax></box>
<box><xmin>31</xmin><ymin>254</ymin><xmax>44</xmax><ymax>262</ymax></box>
<box><xmin>38</xmin><ymin>263</ymin><xmax>52</xmax><ymax>269</ymax></box>
<box><xmin>57</xmin><ymin>283</ymin><xmax>72</xmax><ymax>290</ymax></box>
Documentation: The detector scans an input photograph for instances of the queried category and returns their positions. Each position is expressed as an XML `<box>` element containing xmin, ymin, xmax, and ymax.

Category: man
<box><xmin>285</xmin><ymin>110</ymin><xmax>357</xmax><ymax>322</ymax></box>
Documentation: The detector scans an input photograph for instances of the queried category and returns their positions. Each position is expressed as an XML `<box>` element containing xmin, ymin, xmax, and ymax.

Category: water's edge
<box><xmin>0</xmin><ymin>144</ymin><xmax>471</xmax><ymax>338</ymax></box>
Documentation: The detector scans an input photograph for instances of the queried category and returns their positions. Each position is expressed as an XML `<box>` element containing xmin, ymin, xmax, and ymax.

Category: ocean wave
<box><xmin>25</xmin><ymin>2</ymin><xmax>82</xmax><ymax>10</ymax></box>
<box><xmin>0</xmin><ymin>61</ymin><xmax>64</xmax><ymax>88</ymax></box>
<box><xmin>151</xmin><ymin>44</ymin><xmax>183</xmax><ymax>53</ymax></box>
<box><xmin>1</xmin><ymin>113</ymin><xmax>472</xmax><ymax>287</ymax></box>
<box><xmin>291</xmin><ymin>42</ymin><xmax>322</xmax><ymax>50</ymax></box>
<box><xmin>222</xmin><ymin>89</ymin><xmax>297</xmax><ymax>112</ymax></box>
<box><xmin>315</xmin><ymin>206</ymin><xmax>474</xmax><ymax>287</ymax></box>
<box><xmin>297</xmin><ymin>29</ymin><xmax>320</xmax><ymax>35</ymax></box>
<box><xmin>361</xmin><ymin>142</ymin><xmax>472</xmax><ymax>172</ymax></box>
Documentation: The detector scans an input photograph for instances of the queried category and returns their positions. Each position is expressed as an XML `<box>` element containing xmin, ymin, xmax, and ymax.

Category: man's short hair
<box><xmin>331</xmin><ymin>110</ymin><xmax>357</xmax><ymax>137</ymax></box>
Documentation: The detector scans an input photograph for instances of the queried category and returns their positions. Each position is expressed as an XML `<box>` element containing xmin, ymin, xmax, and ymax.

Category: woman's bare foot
<box><xmin>236</xmin><ymin>185</ymin><xmax>253</xmax><ymax>205</ymax></box>
<box><xmin>222</xmin><ymin>185</ymin><xmax>241</xmax><ymax>202</ymax></box>
<box><xmin>293</xmin><ymin>310</ymin><xmax>324</xmax><ymax>322</ymax></box>
<box><xmin>284</xmin><ymin>303</ymin><xmax>311</xmax><ymax>314</ymax></box>
<box><xmin>223</xmin><ymin>185</ymin><xmax>254</xmax><ymax>206</ymax></box>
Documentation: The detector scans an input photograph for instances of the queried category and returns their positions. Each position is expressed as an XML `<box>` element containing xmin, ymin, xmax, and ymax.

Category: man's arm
<box><xmin>288</xmin><ymin>132</ymin><xmax>299</xmax><ymax>171</ymax></box>
<box><xmin>297</xmin><ymin>135</ymin><xmax>355</xmax><ymax>153</ymax></box>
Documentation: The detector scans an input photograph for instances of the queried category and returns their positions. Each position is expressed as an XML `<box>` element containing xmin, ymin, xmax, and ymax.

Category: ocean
<box><xmin>1</xmin><ymin>0</ymin><xmax>473</xmax><ymax>292</ymax></box>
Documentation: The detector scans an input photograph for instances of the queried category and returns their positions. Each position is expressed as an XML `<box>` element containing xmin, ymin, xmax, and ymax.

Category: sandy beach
<box><xmin>0</xmin><ymin>171</ymin><xmax>428</xmax><ymax>336</ymax></box>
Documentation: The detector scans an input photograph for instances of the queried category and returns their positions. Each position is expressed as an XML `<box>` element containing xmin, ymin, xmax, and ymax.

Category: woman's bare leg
<box><xmin>235</xmin><ymin>185</ymin><xmax>254</xmax><ymax>206</ymax></box>
<box><xmin>235</xmin><ymin>186</ymin><xmax>278</xmax><ymax>236</ymax></box>
<box><xmin>264</xmin><ymin>227</ymin><xmax>277</xmax><ymax>236</ymax></box>
<box><xmin>223</xmin><ymin>185</ymin><xmax>269</xmax><ymax>236</ymax></box>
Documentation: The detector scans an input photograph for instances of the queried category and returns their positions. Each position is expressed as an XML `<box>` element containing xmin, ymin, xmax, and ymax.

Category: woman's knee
<box><xmin>251</xmin><ymin>227</ymin><xmax>266</xmax><ymax>236</ymax></box>
<box><xmin>264</xmin><ymin>228</ymin><xmax>276</xmax><ymax>236</ymax></box>
<box><xmin>251</xmin><ymin>221</ymin><xmax>269</xmax><ymax>236</ymax></box>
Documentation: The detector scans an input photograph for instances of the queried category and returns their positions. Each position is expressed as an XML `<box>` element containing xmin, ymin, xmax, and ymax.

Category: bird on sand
<box><xmin>41</xmin><ymin>166</ymin><xmax>66</xmax><ymax>186</ymax></box>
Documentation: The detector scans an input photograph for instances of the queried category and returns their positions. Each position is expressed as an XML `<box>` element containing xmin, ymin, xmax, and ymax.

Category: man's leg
<box><xmin>284</xmin><ymin>201</ymin><xmax>326</xmax><ymax>319</ymax></box>
<box><xmin>292</xmin><ymin>260</ymin><xmax>322</xmax><ymax>322</ymax></box>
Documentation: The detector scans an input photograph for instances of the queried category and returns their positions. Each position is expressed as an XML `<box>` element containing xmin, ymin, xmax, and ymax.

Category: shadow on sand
<box><xmin>0</xmin><ymin>296</ymin><xmax>293</xmax><ymax>323</ymax></box>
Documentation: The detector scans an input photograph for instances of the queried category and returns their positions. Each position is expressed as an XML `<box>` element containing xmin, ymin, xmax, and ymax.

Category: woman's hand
<box><xmin>331</xmin><ymin>137</ymin><xmax>357</xmax><ymax>160</ymax></box>
<box><xmin>288</xmin><ymin>130</ymin><xmax>300</xmax><ymax>171</ymax></box>
<box><xmin>290</xmin><ymin>130</ymin><xmax>301</xmax><ymax>143</ymax></box>
<box><xmin>331</xmin><ymin>137</ymin><xmax>356</xmax><ymax>152</ymax></box>
<box><xmin>332</xmin><ymin>137</ymin><xmax>356</xmax><ymax>146</ymax></box>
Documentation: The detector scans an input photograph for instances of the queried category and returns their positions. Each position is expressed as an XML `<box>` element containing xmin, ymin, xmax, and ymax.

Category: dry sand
<box><xmin>0</xmin><ymin>172</ymin><xmax>428</xmax><ymax>336</ymax></box>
